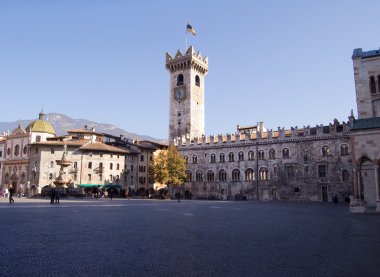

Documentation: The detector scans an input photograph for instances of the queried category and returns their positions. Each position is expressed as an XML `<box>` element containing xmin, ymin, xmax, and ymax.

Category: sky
<box><xmin>1</xmin><ymin>0</ymin><xmax>380</xmax><ymax>139</ymax></box>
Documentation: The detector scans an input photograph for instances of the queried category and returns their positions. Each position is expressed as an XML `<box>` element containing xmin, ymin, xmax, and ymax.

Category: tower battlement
<box><xmin>173</xmin><ymin>119</ymin><xmax>351</xmax><ymax>148</ymax></box>
<box><xmin>166</xmin><ymin>46</ymin><xmax>208</xmax><ymax>75</ymax></box>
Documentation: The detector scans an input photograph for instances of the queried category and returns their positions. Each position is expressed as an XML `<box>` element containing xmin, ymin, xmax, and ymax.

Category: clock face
<box><xmin>174</xmin><ymin>87</ymin><xmax>186</xmax><ymax>100</ymax></box>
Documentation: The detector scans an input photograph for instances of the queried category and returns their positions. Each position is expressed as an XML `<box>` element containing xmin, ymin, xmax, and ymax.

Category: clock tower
<box><xmin>166</xmin><ymin>46</ymin><xmax>208</xmax><ymax>142</ymax></box>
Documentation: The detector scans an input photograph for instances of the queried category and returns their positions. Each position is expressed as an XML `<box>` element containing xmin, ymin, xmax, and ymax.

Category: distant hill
<box><xmin>0</xmin><ymin>113</ymin><xmax>166</xmax><ymax>143</ymax></box>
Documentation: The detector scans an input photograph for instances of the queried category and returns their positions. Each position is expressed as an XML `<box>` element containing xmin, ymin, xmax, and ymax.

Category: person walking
<box><xmin>50</xmin><ymin>187</ymin><xmax>55</xmax><ymax>204</ymax></box>
<box><xmin>55</xmin><ymin>187</ymin><xmax>60</xmax><ymax>204</ymax></box>
<box><xmin>9</xmin><ymin>186</ymin><xmax>15</xmax><ymax>204</ymax></box>
<box><xmin>333</xmin><ymin>194</ymin><xmax>338</xmax><ymax>204</ymax></box>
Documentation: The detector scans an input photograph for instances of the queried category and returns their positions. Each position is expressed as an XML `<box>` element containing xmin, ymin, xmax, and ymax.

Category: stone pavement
<box><xmin>0</xmin><ymin>198</ymin><xmax>379</xmax><ymax>277</ymax></box>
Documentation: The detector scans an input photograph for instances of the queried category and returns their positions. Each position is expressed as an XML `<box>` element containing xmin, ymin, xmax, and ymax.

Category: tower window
<box><xmin>370</xmin><ymin>76</ymin><xmax>376</xmax><ymax>94</ymax></box>
<box><xmin>195</xmin><ymin>75</ymin><xmax>200</xmax><ymax>87</ymax></box>
<box><xmin>177</xmin><ymin>74</ymin><xmax>184</xmax><ymax>86</ymax></box>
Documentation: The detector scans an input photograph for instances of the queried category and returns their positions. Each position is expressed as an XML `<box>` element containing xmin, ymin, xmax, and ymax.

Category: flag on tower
<box><xmin>186</xmin><ymin>23</ymin><xmax>196</xmax><ymax>36</ymax></box>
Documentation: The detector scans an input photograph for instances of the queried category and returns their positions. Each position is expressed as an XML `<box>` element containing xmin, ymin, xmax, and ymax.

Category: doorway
<box><xmin>321</xmin><ymin>186</ymin><xmax>328</xmax><ymax>201</ymax></box>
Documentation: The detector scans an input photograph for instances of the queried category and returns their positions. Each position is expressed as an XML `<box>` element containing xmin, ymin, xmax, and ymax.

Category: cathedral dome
<box><xmin>25</xmin><ymin>111</ymin><xmax>55</xmax><ymax>135</ymax></box>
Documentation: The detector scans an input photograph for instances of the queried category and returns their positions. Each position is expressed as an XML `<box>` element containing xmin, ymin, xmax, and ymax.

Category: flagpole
<box><xmin>185</xmin><ymin>21</ymin><xmax>188</xmax><ymax>50</ymax></box>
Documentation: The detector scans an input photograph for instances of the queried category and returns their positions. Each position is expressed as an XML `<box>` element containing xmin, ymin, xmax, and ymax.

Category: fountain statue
<box><xmin>53</xmin><ymin>144</ymin><xmax>73</xmax><ymax>187</ymax></box>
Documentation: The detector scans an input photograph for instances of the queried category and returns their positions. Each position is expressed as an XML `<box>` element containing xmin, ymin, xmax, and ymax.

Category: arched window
<box><xmin>14</xmin><ymin>145</ymin><xmax>20</xmax><ymax>156</ymax></box>
<box><xmin>245</xmin><ymin>168</ymin><xmax>254</xmax><ymax>181</ymax></box>
<box><xmin>184</xmin><ymin>156</ymin><xmax>188</xmax><ymax>164</ymax></box>
<box><xmin>49</xmin><ymin>173</ymin><xmax>54</xmax><ymax>180</ymax></box>
<box><xmin>88</xmin><ymin>162</ymin><xmax>92</xmax><ymax>169</ymax></box>
<box><xmin>177</xmin><ymin>74</ymin><xmax>184</xmax><ymax>86</ymax></box>
<box><xmin>207</xmin><ymin>170</ymin><xmax>215</xmax><ymax>182</ymax></box>
<box><xmin>370</xmin><ymin>76</ymin><xmax>376</xmax><ymax>94</ymax></box>
<box><xmin>21</xmin><ymin>172</ymin><xmax>26</xmax><ymax>183</ymax></box>
<box><xmin>195</xmin><ymin>75</ymin><xmax>200</xmax><ymax>87</ymax></box>
<box><xmin>259</xmin><ymin>167</ymin><xmax>268</xmax><ymax>180</ymax></box>
<box><xmin>99</xmin><ymin>174</ymin><xmax>103</xmax><ymax>181</ymax></box>
<box><xmin>88</xmin><ymin>174</ymin><xmax>92</xmax><ymax>181</ymax></box>
<box><xmin>220</xmin><ymin>153</ymin><xmax>225</xmax><ymax>162</ymax></box>
<box><xmin>232</xmin><ymin>169</ymin><xmax>240</xmax><ymax>182</ymax></box>
<box><xmin>322</xmin><ymin>146</ymin><xmax>330</xmax><ymax>157</ymax></box>
<box><xmin>248</xmin><ymin>151</ymin><xmax>254</xmax><ymax>160</ymax></box>
<box><xmin>273</xmin><ymin>167</ymin><xmax>278</xmax><ymax>179</ymax></box>
<box><xmin>258</xmin><ymin>150</ymin><xmax>265</xmax><ymax>160</ymax></box>
<box><xmin>74</xmin><ymin>162</ymin><xmax>78</xmax><ymax>169</ymax></box>
<box><xmin>186</xmin><ymin>171</ymin><xmax>192</xmax><ymax>182</ymax></box>
<box><xmin>196</xmin><ymin>170</ymin><xmax>203</xmax><ymax>182</ymax></box>
<box><xmin>219</xmin><ymin>169</ymin><xmax>227</xmax><ymax>182</ymax></box>
<box><xmin>99</xmin><ymin>162</ymin><xmax>103</xmax><ymax>169</ymax></box>
<box><xmin>23</xmin><ymin>146</ymin><xmax>28</xmax><ymax>155</ymax></box>
<box><xmin>117</xmin><ymin>163</ymin><xmax>120</xmax><ymax>170</ymax></box>
<box><xmin>238</xmin><ymin>152</ymin><xmax>244</xmax><ymax>161</ymax></box>
<box><xmin>282</xmin><ymin>148</ymin><xmax>289</xmax><ymax>159</ymax></box>
<box><xmin>210</xmin><ymin>154</ymin><xmax>216</xmax><ymax>163</ymax></box>
<box><xmin>110</xmin><ymin>163</ymin><xmax>113</xmax><ymax>170</ymax></box>
<box><xmin>229</xmin><ymin>152</ymin><xmax>235</xmax><ymax>162</ymax></box>
<box><xmin>50</xmin><ymin>161</ymin><xmax>54</xmax><ymax>168</ymax></box>
<box><xmin>192</xmin><ymin>155</ymin><xmax>198</xmax><ymax>164</ymax></box>
<box><xmin>340</xmin><ymin>144</ymin><xmax>349</xmax><ymax>156</ymax></box>
<box><xmin>342</xmin><ymin>170</ymin><xmax>350</xmax><ymax>181</ymax></box>
<box><xmin>269</xmin><ymin>149</ymin><xmax>275</xmax><ymax>159</ymax></box>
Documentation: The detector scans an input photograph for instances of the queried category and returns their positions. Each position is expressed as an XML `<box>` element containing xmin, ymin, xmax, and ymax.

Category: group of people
<box><xmin>50</xmin><ymin>187</ymin><xmax>61</xmax><ymax>204</ymax></box>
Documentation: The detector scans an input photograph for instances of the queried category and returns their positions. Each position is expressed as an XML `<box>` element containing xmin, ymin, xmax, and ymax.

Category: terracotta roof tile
<box><xmin>79</xmin><ymin>142</ymin><xmax>130</xmax><ymax>154</ymax></box>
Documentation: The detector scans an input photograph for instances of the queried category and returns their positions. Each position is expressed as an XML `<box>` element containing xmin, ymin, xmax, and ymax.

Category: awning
<box><xmin>79</xmin><ymin>184</ymin><xmax>103</xmax><ymax>188</ymax></box>
<box><xmin>103</xmin><ymin>184</ymin><xmax>122</xmax><ymax>190</ymax></box>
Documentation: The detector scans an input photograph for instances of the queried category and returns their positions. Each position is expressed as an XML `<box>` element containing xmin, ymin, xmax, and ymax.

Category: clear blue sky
<box><xmin>1</xmin><ymin>0</ymin><xmax>380</xmax><ymax>139</ymax></box>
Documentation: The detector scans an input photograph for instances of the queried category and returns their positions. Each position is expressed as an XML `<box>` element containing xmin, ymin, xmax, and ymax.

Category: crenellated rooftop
<box><xmin>166</xmin><ymin>46</ymin><xmax>208</xmax><ymax>74</ymax></box>
<box><xmin>174</xmin><ymin>119</ymin><xmax>351</xmax><ymax>148</ymax></box>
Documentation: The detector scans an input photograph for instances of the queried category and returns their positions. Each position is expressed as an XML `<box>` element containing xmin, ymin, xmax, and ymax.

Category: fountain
<box><xmin>53</xmin><ymin>144</ymin><xmax>72</xmax><ymax>188</ymax></box>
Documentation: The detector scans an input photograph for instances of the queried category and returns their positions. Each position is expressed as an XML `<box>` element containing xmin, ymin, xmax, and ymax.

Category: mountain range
<box><xmin>0</xmin><ymin>113</ymin><xmax>165</xmax><ymax>143</ymax></box>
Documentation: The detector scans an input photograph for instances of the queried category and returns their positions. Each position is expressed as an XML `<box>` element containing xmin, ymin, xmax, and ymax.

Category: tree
<box><xmin>149</xmin><ymin>144</ymin><xmax>187</xmax><ymax>189</ymax></box>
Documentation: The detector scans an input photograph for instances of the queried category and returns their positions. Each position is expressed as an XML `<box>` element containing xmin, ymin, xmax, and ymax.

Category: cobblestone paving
<box><xmin>0</xmin><ymin>198</ymin><xmax>379</xmax><ymax>277</ymax></box>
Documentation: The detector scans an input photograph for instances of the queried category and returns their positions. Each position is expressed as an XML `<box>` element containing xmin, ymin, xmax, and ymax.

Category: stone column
<box><xmin>353</xmin><ymin>168</ymin><xmax>358</xmax><ymax>199</ymax></box>
<box><xmin>358</xmin><ymin>169</ymin><xmax>363</xmax><ymax>200</ymax></box>
<box><xmin>374</xmin><ymin>160</ymin><xmax>380</xmax><ymax>211</ymax></box>
<box><xmin>375</xmin><ymin>164</ymin><xmax>380</xmax><ymax>201</ymax></box>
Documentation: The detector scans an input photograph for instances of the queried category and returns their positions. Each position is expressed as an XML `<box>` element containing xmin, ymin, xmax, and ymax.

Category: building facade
<box><xmin>350</xmin><ymin>47</ymin><xmax>380</xmax><ymax>212</ymax></box>
<box><xmin>0</xmin><ymin>112</ymin><xmax>55</xmax><ymax>194</ymax></box>
<box><xmin>169</xmin><ymin>46</ymin><xmax>353</xmax><ymax>201</ymax></box>
<box><xmin>28</xmin><ymin>133</ymin><xmax>129</xmax><ymax>194</ymax></box>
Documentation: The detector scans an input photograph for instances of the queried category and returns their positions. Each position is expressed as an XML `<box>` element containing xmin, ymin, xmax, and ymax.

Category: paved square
<box><xmin>0</xmin><ymin>198</ymin><xmax>379</xmax><ymax>277</ymax></box>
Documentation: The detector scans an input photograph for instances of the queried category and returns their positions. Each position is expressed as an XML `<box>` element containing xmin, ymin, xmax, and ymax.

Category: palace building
<box><xmin>168</xmin><ymin>46</ymin><xmax>354</xmax><ymax>202</ymax></box>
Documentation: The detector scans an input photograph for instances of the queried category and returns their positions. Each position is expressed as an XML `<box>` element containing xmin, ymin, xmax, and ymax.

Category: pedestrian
<box><xmin>9</xmin><ymin>186</ymin><xmax>15</xmax><ymax>204</ymax></box>
<box><xmin>50</xmin><ymin>187</ymin><xmax>55</xmax><ymax>204</ymax></box>
<box><xmin>176</xmin><ymin>191</ymin><xmax>181</xmax><ymax>203</ymax></box>
<box><xmin>333</xmin><ymin>194</ymin><xmax>338</xmax><ymax>204</ymax></box>
<box><xmin>55</xmin><ymin>187</ymin><xmax>60</xmax><ymax>204</ymax></box>
<box><xmin>110</xmin><ymin>190</ymin><xmax>113</xmax><ymax>200</ymax></box>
